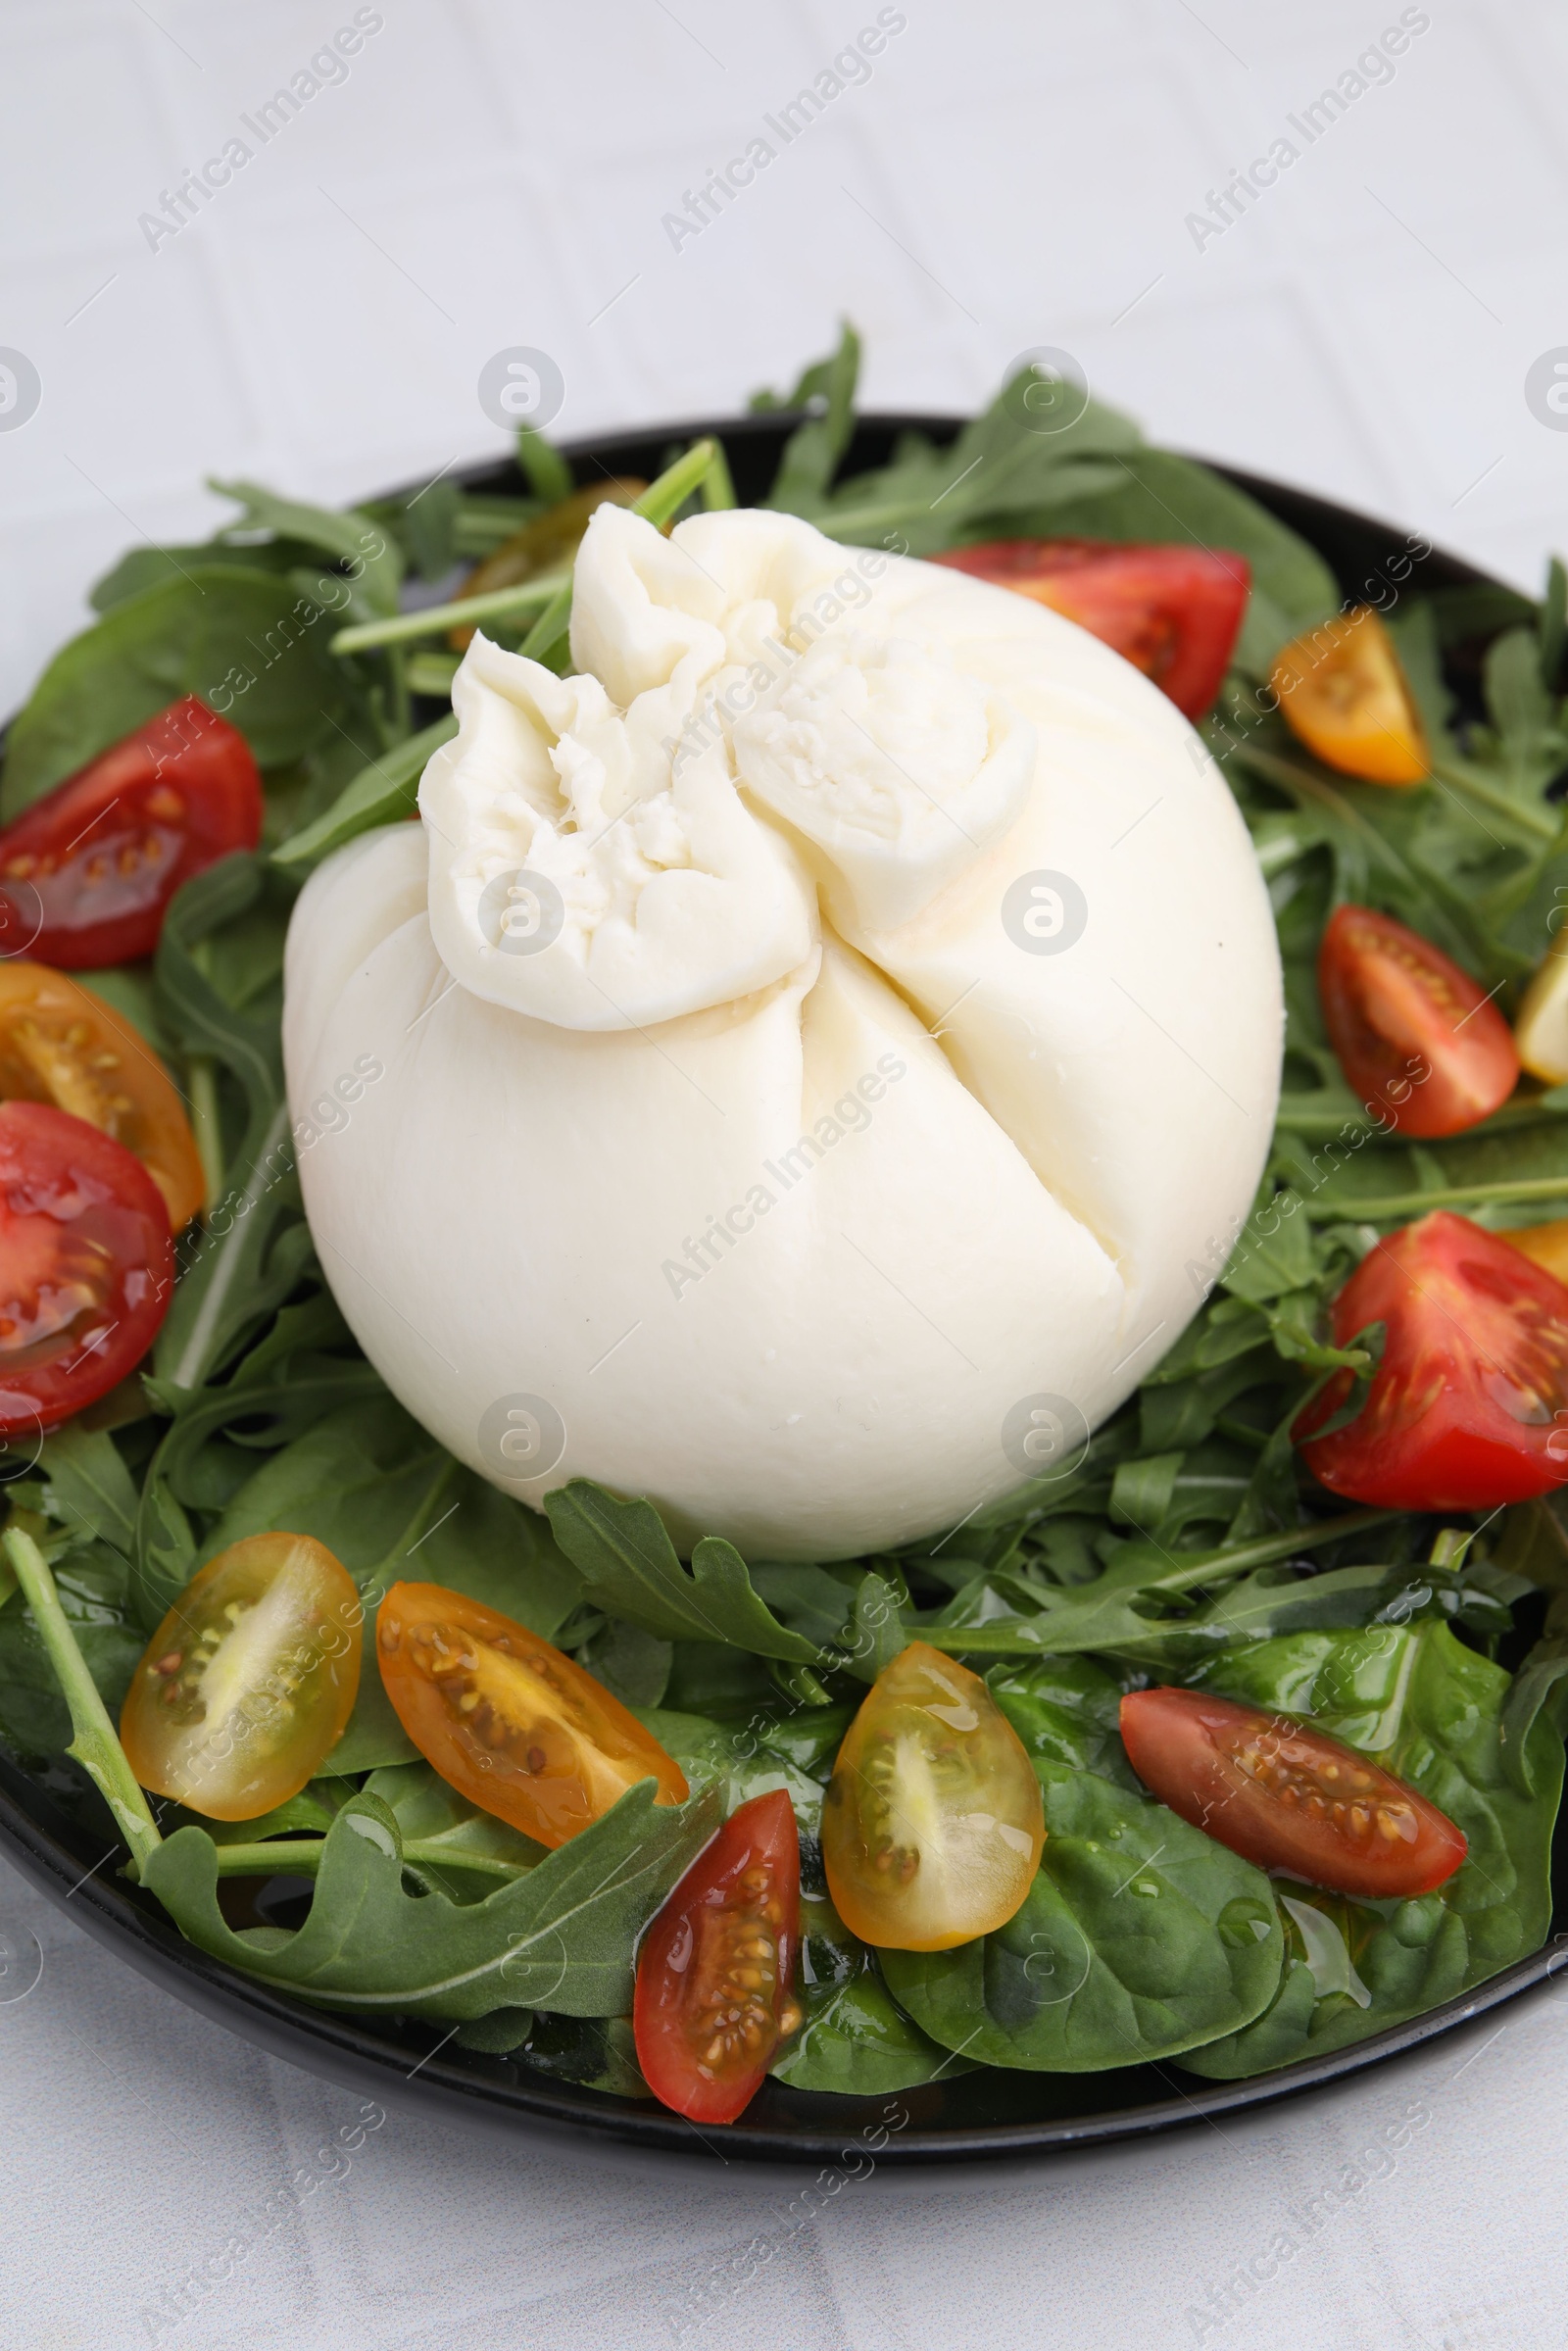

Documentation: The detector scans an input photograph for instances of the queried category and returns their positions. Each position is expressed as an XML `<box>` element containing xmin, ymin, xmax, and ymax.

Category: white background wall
<box><xmin>3</xmin><ymin>3</ymin><xmax>1568</xmax><ymax>2344</ymax></box>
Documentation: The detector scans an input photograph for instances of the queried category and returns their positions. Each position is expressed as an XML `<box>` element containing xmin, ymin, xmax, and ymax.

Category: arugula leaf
<box><xmin>1180</xmin><ymin>1624</ymin><xmax>1561</xmax><ymax>2078</ymax></box>
<box><xmin>271</xmin><ymin>712</ymin><xmax>456</xmax><ymax>870</ymax></box>
<box><xmin>638</xmin><ymin>1703</ymin><xmax>849</xmax><ymax>1833</ymax></box>
<box><xmin>759</xmin><ymin>322</ymin><xmax>862</xmax><ymax>511</ymax></box>
<box><xmin>0</xmin><ymin>569</ymin><xmax>370</xmax><ymax>816</ymax></box>
<box><xmin>362</xmin><ymin>1760</ymin><xmax>546</xmax><ymax>1893</ymax></box>
<box><xmin>885</xmin><ymin>1654</ymin><xmax>1283</xmax><ymax>2070</ymax></box>
<box><xmin>772</xmin><ymin>1893</ymin><xmax>971</xmax><ymax>2096</ymax></box>
<box><xmin>37</xmin><ymin>1426</ymin><xmax>139</xmax><ymax>1561</ymax></box>
<box><xmin>141</xmin><ymin>1779</ymin><xmax>721</xmax><ymax>2023</ymax></box>
<box><xmin>545</xmin><ymin>1481</ymin><xmax>819</xmax><ymax>1661</ymax></box>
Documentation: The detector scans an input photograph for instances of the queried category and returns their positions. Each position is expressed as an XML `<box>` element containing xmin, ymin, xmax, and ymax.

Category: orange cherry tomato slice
<box><xmin>1270</xmin><ymin>607</ymin><xmax>1428</xmax><ymax>783</ymax></box>
<box><xmin>820</xmin><ymin>1641</ymin><xmax>1044</xmax><ymax>1951</ymax></box>
<box><xmin>0</xmin><ymin>1100</ymin><xmax>173</xmax><ymax>1442</ymax></box>
<box><xmin>0</xmin><ymin>697</ymin><xmax>262</xmax><ymax>968</ymax></box>
<box><xmin>0</xmin><ymin>960</ymin><xmax>203</xmax><ymax>1229</ymax></box>
<box><xmin>1317</xmin><ymin>904</ymin><xmax>1518</xmax><ymax>1137</ymax></box>
<box><xmin>1296</xmin><ymin>1211</ymin><xmax>1568</xmax><ymax>1510</ymax></box>
<box><xmin>634</xmin><ymin>1788</ymin><xmax>801</xmax><ymax>2125</ymax></box>
<box><xmin>375</xmin><ymin>1581</ymin><xmax>687</xmax><ymax>1847</ymax></box>
<box><xmin>1119</xmin><ymin>1686</ymin><xmax>1466</xmax><ymax>1898</ymax></box>
<box><xmin>931</xmin><ymin>538</ymin><xmax>1250</xmax><ymax>718</ymax></box>
<box><xmin>122</xmin><ymin>1533</ymin><xmax>362</xmax><ymax>1820</ymax></box>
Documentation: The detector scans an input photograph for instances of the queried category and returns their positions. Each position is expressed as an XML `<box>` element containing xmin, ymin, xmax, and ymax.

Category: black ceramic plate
<box><xmin>2</xmin><ymin>413</ymin><xmax>1561</xmax><ymax>2166</ymax></box>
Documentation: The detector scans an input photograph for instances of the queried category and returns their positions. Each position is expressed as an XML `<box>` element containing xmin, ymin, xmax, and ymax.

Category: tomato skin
<box><xmin>0</xmin><ymin>698</ymin><xmax>262</xmax><ymax>968</ymax></box>
<box><xmin>633</xmin><ymin>1789</ymin><xmax>801</xmax><ymax>2125</ymax></box>
<box><xmin>1270</xmin><ymin>607</ymin><xmax>1427</xmax><ymax>785</ymax></box>
<box><xmin>0</xmin><ymin>959</ymin><xmax>204</xmax><ymax>1228</ymax></box>
<box><xmin>1297</xmin><ymin>1212</ymin><xmax>1568</xmax><ymax>1510</ymax></box>
<box><xmin>122</xmin><ymin>1534</ymin><xmax>362</xmax><ymax>1820</ymax></box>
<box><xmin>0</xmin><ymin>1100</ymin><xmax>172</xmax><ymax>1440</ymax></box>
<box><xmin>376</xmin><ymin>1581</ymin><xmax>687</xmax><ymax>1848</ymax></box>
<box><xmin>821</xmin><ymin>1641</ymin><xmax>1044</xmax><ymax>1952</ymax></box>
<box><xmin>1318</xmin><ymin>904</ymin><xmax>1518</xmax><ymax>1138</ymax></box>
<box><xmin>930</xmin><ymin>538</ymin><xmax>1250</xmax><ymax>718</ymax></box>
<box><xmin>1119</xmin><ymin>1686</ymin><xmax>1466</xmax><ymax>1898</ymax></box>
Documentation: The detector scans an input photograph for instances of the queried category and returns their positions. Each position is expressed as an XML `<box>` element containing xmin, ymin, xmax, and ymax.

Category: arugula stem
<box><xmin>188</xmin><ymin>1837</ymin><xmax>529</xmax><ymax>1884</ymax></box>
<box><xmin>1429</xmin><ymin>757</ymin><xmax>1558</xmax><ymax>843</ymax></box>
<box><xmin>2</xmin><ymin>1530</ymin><xmax>160</xmax><ymax>1869</ymax></box>
<box><xmin>328</xmin><ymin>569</ymin><xmax>568</xmax><ymax>657</ymax></box>
<box><xmin>919</xmin><ymin>1506</ymin><xmax>1396</xmax><ymax>1657</ymax></box>
<box><xmin>166</xmin><ymin>1101</ymin><xmax>292</xmax><ymax>1392</ymax></box>
<box><xmin>1301</xmin><ymin>1175</ymin><xmax>1568</xmax><ymax>1222</ymax></box>
<box><xmin>185</xmin><ymin>1054</ymin><xmax>226</xmax><ymax>1212</ymax></box>
<box><xmin>520</xmin><ymin>440</ymin><xmax>721</xmax><ymax>668</ymax></box>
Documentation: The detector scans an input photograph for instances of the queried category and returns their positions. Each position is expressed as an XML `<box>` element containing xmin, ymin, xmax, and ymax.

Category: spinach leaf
<box><xmin>517</xmin><ymin>2012</ymin><xmax>648</xmax><ymax>2096</ymax></box>
<box><xmin>772</xmin><ymin>1894</ymin><xmax>972</xmax><ymax>2096</ymax></box>
<box><xmin>883</xmin><ymin>1654</ymin><xmax>1284</xmax><ymax>2071</ymax></box>
<box><xmin>208</xmin><ymin>478</ymin><xmax>403</xmax><ymax>617</ymax></box>
<box><xmin>885</xmin><ymin>1794</ymin><xmax>1283</xmax><ymax>2073</ymax></box>
<box><xmin>1180</xmin><ymin>1623</ymin><xmax>1562</xmax><ymax>2078</ymax></box>
<box><xmin>140</xmin><ymin>1779</ymin><xmax>721</xmax><ymax>2023</ymax></box>
<box><xmin>639</xmin><ymin>1703</ymin><xmax>850</xmax><ymax>1834</ymax></box>
<box><xmin>545</xmin><ymin>1481</ymin><xmax>819</xmax><ymax>1661</ymax></box>
<box><xmin>1</xmin><ymin>569</ymin><xmax>370</xmax><ymax>815</ymax></box>
<box><xmin>362</xmin><ymin>1760</ymin><xmax>546</xmax><ymax>1894</ymax></box>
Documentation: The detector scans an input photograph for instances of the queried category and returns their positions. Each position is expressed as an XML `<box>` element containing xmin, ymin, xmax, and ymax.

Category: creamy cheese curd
<box><xmin>282</xmin><ymin>504</ymin><xmax>1283</xmax><ymax>1558</ymax></box>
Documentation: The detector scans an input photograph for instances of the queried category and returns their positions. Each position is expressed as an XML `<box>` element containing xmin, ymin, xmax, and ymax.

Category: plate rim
<box><xmin>0</xmin><ymin>410</ymin><xmax>1547</xmax><ymax>2166</ymax></box>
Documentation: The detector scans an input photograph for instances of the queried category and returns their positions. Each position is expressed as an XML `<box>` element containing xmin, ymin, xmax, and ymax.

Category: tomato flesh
<box><xmin>634</xmin><ymin>1788</ymin><xmax>801</xmax><ymax>2124</ymax></box>
<box><xmin>1318</xmin><ymin>904</ymin><xmax>1517</xmax><ymax>1137</ymax></box>
<box><xmin>0</xmin><ymin>698</ymin><xmax>262</xmax><ymax>968</ymax></box>
<box><xmin>0</xmin><ymin>1100</ymin><xmax>172</xmax><ymax>1441</ymax></box>
<box><xmin>375</xmin><ymin>1581</ymin><xmax>687</xmax><ymax>1847</ymax></box>
<box><xmin>0</xmin><ymin>960</ymin><xmax>203</xmax><ymax>1229</ymax></box>
<box><xmin>1119</xmin><ymin>1686</ymin><xmax>1466</xmax><ymax>1897</ymax></box>
<box><xmin>1297</xmin><ymin>1211</ymin><xmax>1568</xmax><ymax>1509</ymax></box>
<box><xmin>1270</xmin><ymin>607</ymin><xmax>1428</xmax><ymax>784</ymax></box>
<box><xmin>122</xmin><ymin>1533</ymin><xmax>362</xmax><ymax>1819</ymax></box>
<box><xmin>931</xmin><ymin>538</ymin><xmax>1250</xmax><ymax>718</ymax></box>
<box><xmin>820</xmin><ymin>1641</ymin><xmax>1044</xmax><ymax>1951</ymax></box>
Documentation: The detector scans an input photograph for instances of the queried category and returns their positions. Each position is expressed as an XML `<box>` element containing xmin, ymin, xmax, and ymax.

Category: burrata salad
<box><xmin>4</xmin><ymin>333</ymin><xmax>1568</xmax><ymax>2127</ymax></box>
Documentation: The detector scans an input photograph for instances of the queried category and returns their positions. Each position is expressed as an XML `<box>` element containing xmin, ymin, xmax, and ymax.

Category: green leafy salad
<box><xmin>4</xmin><ymin>327</ymin><xmax>1568</xmax><ymax>2118</ymax></box>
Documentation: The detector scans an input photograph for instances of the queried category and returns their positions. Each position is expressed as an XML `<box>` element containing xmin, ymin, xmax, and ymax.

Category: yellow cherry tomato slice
<box><xmin>0</xmin><ymin>960</ymin><xmax>203</xmax><ymax>1228</ymax></box>
<box><xmin>1500</xmin><ymin>1216</ymin><xmax>1568</xmax><ymax>1286</ymax></box>
<box><xmin>374</xmin><ymin>1581</ymin><xmax>688</xmax><ymax>1848</ymax></box>
<box><xmin>1514</xmin><ymin>935</ymin><xmax>1568</xmax><ymax>1084</ymax></box>
<box><xmin>122</xmin><ymin>1534</ymin><xmax>362</xmax><ymax>1821</ymax></box>
<box><xmin>821</xmin><ymin>1641</ymin><xmax>1044</xmax><ymax>1951</ymax></box>
<box><xmin>1270</xmin><ymin>607</ymin><xmax>1428</xmax><ymax>784</ymax></box>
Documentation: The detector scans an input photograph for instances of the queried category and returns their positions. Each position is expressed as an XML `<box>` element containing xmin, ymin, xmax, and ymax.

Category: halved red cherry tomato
<box><xmin>1270</xmin><ymin>607</ymin><xmax>1427</xmax><ymax>784</ymax></box>
<box><xmin>1296</xmin><ymin>1212</ymin><xmax>1568</xmax><ymax>1509</ymax></box>
<box><xmin>1318</xmin><ymin>904</ymin><xmax>1518</xmax><ymax>1137</ymax></box>
<box><xmin>0</xmin><ymin>961</ymin><xmax>203</xmax><ymax>1228</ymax></box>
<box><xmin>122</xmin><ymin>1533</ymin><xmax>362</xmax><ymax>1820</ymax></box>
<box><xmin>821</xmin><ymin>1641</ymin><xmax>1044</xmax><ymax>1951</ymax></box>
<box><xmin>931</xmin><ymin>538</ymin><xmax>1250</xmax><ymax>718</ymax></box>
<box><xmin>0</xmin><ymin>697</ymin><xmax>262</xmax><ymax>968</ymax></box>
<box><xmin>375</xmin><ymin>1581</ymin><xmax>687</xmax><ymax>1848</ymax></box>
<box><xmin>634</xmin><ymin>1789</ymin><xmax>802</xmax><ymax>2125</ymax></box>
<box><xmin>0</xmin><ymin>1100</ymin><xmax>172</xmax><ymax>1442</ymax></box>
<box><xmin>1120</xmin><ymin>1686</ymin><xmax>1466</xmax><ymax>1898</ymax></box>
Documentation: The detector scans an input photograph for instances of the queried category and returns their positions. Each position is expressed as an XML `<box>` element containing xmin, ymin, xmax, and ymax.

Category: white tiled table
<box><xmin>3</xmin><ymin>4</ymin><xmax>1567</xmax><ymax>2342</ymax></box>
